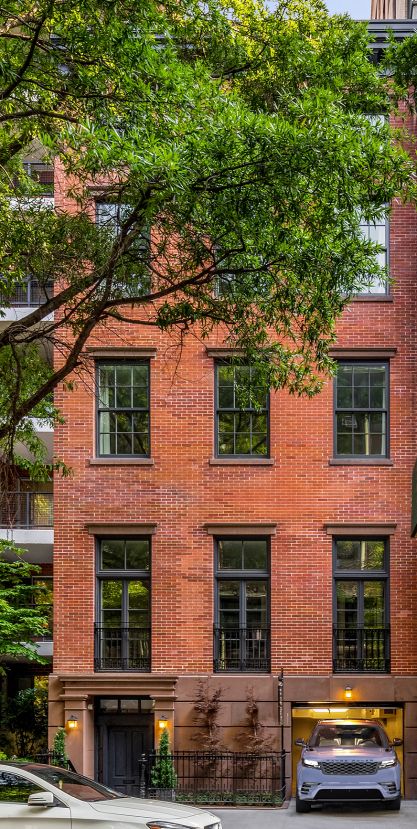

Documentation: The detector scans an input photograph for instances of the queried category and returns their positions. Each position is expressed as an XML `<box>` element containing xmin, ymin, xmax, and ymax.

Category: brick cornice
<box><xmin>324</xmin><ymin>522</ymin><xmax>397</xmax><ymax>536</ymax></box>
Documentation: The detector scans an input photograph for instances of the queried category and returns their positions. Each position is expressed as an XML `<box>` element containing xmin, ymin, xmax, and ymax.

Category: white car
<box><xmin>0</xmin><ymin>762</ymin><xmax>222</xmax><ymax>828</ymax></box>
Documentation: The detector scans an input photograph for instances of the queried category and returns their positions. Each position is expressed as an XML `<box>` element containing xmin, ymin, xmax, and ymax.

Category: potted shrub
<box><xmin>151</xmin><ymin>727</ymin><xmax>177</xmax><ymax>801</ymax></box>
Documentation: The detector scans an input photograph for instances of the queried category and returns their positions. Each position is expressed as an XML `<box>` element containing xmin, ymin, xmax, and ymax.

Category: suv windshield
<box><xmin>310</xmin><ymin>723</ymin><xmax>387</xmax><ymax>748</ymax></box>
<box><xmin>21</xmin><ymin>766</ymin><xmax>125</xmax><ymax>801</ymax></box>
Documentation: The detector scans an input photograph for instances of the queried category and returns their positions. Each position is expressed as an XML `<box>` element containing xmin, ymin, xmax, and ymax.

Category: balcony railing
<box><xmin>94</xmin><ymin>626</ymin><xmax>151</xmax><ymax>672</ymax></box>
<box><xmin>333</xmin><ymin>626</ymin><xmax>390</xmax><ymax>673</ymax></box>
<box><xmin>214</xmin><ymin>626</ymin><xmax>270</xmax><ymax>673</ymax></box>
<box><xmin>0</xmin><ymin>277</ymin><xmax>53</xmax><ymax>307</ymax></box>
<box><xmin>0</xmin><ymin>492</ymin><xmax>53</xmax><ymax>529</ymax></box>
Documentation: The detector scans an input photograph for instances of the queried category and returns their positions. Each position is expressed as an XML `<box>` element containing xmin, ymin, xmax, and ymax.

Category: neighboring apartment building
<box><xmin>4</xmin><ymin>10</ymin><xmax>417</xmax><ymax>801</ymax></box>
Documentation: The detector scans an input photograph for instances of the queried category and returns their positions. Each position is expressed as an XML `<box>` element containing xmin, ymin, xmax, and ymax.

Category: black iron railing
<box><xmin>33</xmin><ymin>751</ymin><xmax>76</xmax><ymax>771</ymax></box>
<box><xmin>141</xmin><ymin>750</ymin><xmax>285</xmax><ymax>805</ymax></box>
<box><xmin>333</xmin><ymin>626</ymin><xmax>390</xmax><ymax>673</ymax></box>
<box><xmin>214</xmin><ymin>626</ymin><xmax>270</xmax><ymax>672</ymax></box>
<box><xmin>0</xmin><ymin>277</ymin><xmax>53</xmax><ymax>307</ymax></box>
<box><xmin>0</xmin><ymin>492</ymin><xmax>53</xmax><ymax>528</ymax></box>
<box><xmin>94</xmin><ymin>626</ymin><xmax>151</xmax><ymax>672</ymax></box>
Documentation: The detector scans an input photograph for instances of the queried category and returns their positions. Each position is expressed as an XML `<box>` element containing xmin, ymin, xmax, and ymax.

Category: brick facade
<box><xmin>50</xmin><ymin>112</ymin><xmax>417</xmax><ymax>797</ymax></box>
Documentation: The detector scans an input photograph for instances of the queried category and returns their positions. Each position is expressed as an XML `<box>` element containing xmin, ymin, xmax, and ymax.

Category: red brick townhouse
<box><xmin>14</xmin><ymin>8</ymin><xmax>412</xmax><ymax>802</ymax></box>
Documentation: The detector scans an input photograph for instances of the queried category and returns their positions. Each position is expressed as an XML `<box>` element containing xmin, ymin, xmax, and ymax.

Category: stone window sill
<box><xmin>89</xmin><ymin>457</ymin><xmax>155</xmax><ymax>466</ymax></box>
<box><xmin>209</xmin><ymin>457</ymin><xmax>274</xmax><ymax>466</ymax></box>
<box><xmin>329</xmin><ymin>458</ymin><xmax>393</xmax><ymax>466</ymax></box>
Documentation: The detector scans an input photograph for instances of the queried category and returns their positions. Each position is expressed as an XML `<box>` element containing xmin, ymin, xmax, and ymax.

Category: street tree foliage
<box><xmin>0</xmin><ymin>545</ymin><xmax>50</xmax><ymax>665</ymax></box>
<box><xmin>0</xmin><ymin>0</ymin><xmax>415</xmax><ymax>477</ymax></box>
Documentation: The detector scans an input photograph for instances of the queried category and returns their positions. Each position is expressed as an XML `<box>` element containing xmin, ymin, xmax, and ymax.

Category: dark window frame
<box><xmin>214</xmin><ymin>536</ymin><xmax>270</xmax><ymax>673</ymax></box>
<box><xmin>214</xmin><ymin>361</ymin><xmax>270</xmax><ymax>459</ymax></box>
<box><xmin>356</xmin><ymin>214</ymin><xmax>390</xmax><ymax>297</ymax></box>
<box><xmin>333</xmin><ymin>360</ymin><xmax>389</xmax><ymax>459</ymax></box>
<box><xmin>95</xmin><ymin>537</ymin><xmax>151</xmax><ymax>672</ymax></box>
<box><xmin>332</xmin><ymin>536</ymin><xmax>390</xmax><ymax>674</ymax></box>
<box><xmin>95</xmin><ymin>359</ymin><xmax>151</xmax><ymax>458</ymax></box>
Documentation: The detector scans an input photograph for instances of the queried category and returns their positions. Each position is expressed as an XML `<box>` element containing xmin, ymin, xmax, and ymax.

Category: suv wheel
<box><xmin>296</xmin><ymin>793</ymin><xmax>311</xmax><ymax>813</ymax></box>
<box><xmin>386</xmin><ymin>796</ymin><xmax>401</xmax><ymax>811</ymax></box>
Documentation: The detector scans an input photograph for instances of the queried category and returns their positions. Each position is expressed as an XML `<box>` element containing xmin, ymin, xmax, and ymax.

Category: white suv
<box><xmin>295</xmin><ymin>719</ymin><xmax>402</xmax><ymax>812</ymax></box>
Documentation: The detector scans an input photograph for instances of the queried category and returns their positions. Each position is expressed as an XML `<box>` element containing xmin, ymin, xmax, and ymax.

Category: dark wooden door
<box><xmin>97</xmin><ymin>713</ymin><xmax>152</xmax><ymax>796</ymax></box>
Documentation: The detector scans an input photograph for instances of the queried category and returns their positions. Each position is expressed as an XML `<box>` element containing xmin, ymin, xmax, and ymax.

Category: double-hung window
<box><xmin>335</xmin><ymin>362</ymin><xmax>388</xmax><ymax>458</ymax></box>
<box><xmin>214</xmin><ymin>538</ymin><xmax>270</xmax><ymax>672</ymax></box>
<box><xmin>333</xmin><ymin>538</ymin><xmax>389</xmax><ymax>673</ymax></box>
<box><xmin>358</xmin><ymin>216</ymin><xmax>389</xmax><ymax>295</ymax></box>
<box><xmin>97</xmin><ymin>361</ymin><xmax>150</xmax><ymax>457</ymax></box>
<box><xmin>95</xmin><ymin>201</ymin><xmax>151</xmax><ymax>296</ymax></box>
<box><xmin>215</xmin><ymin>362</ymin><xmax>269</xmax><ymax>457</ymax></box>
<box><xmin>95</xmin><ymin>537</ymin><xmax>151</xmax><ymax>672</ymax></box>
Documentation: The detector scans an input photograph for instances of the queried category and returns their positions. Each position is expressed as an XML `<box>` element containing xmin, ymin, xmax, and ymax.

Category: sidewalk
<box><xmin>211</xmin><ymin>799</ymin><xmax>417</xmax><ymax>828</ymax></box>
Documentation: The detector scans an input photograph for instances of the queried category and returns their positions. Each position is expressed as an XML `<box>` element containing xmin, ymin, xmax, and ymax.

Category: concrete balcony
<box><xmin>0</xmin><ymin>491</ymin><xmax>53</xmax><ymax>562</ymax></box>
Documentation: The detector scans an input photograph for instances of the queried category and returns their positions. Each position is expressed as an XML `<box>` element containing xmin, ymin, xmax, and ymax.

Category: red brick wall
<box><xmin>52</xmin><ymin>118</ymin><xmax>417</xmax><ymax>678</ymax></box>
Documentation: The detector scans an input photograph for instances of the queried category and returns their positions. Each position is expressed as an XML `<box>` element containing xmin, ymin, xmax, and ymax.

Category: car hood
<box><xmin>302</xmin><ymin>747</ymin><xmax>395</xmax><ymax>762</ymax></box>
<box><xmin>90</xmin><ymin>796</ymin><xmax>217</xmax><ymax>823</ymax></box>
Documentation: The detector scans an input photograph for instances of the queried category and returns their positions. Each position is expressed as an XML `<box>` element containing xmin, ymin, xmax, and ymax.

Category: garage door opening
<box><xmin>291</xmin><ymin>705</ymin><xmax>404</xmax><ymax>795</ymax></box>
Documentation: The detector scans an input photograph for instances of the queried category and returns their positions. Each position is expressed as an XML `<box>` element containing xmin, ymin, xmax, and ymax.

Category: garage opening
<box><xmin>291</xmin><ymin>705</ymin><xmax>404</xmax><ymax>795</ymax></box>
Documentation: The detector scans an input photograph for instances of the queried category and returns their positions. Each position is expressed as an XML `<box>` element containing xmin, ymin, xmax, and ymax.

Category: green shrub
<box><xmin>150</xmin><ymin>728</ymin><xmax>177</xmax><ymax>789</ymax></box>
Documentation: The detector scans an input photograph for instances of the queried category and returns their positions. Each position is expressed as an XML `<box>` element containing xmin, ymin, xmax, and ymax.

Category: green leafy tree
<box><xmin>151</xmin><ymin>727</ymin><xmax>177</xmax><ymax>790</ymax></box>
<box><xmin>51</xmin><ymin>727</ymin><xmax>68</xmax><ymax>766</ymax></box>
<box><xmin>5</xmin><ymin>682</ymin><xmax>48</xmax><ymax>756</ymax></box>
<box><xmin>0</xmin><ymin>0</ymin><xmax>414</xmax><ymax>478</ymax></box>
<box><xmin>0</xmin><ymin>544</ymin><xmax>50</xmax><ymax>665</ymax></box>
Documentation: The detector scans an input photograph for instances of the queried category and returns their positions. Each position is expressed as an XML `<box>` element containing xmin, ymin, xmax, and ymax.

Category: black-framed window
<box><xmin>215</xmin><ymin>363</ymin><xmax>269</xmax><ymax>457</ymax></box>
<box><xmin>333</xmin><ymin>538</ymin><xmax>389</xmax><ymax>673</ymax></box>
<box><xmin>95</xmin><ymin>201</ymin><xmax>151</xmax><ymax>296</ymax></box>
<box><xmin>358</xmin><ymin>216</ymin><xmax>389</xmax><ymax>295</ymax></box>
<box><xmin>214</xmin><ymin>538</ymin><xmax>270</xmax><ymax>672</ymax></box>
<box><xmin>95</xmin><ymin>537</ymin><xmax>151</xmax><ymax>671</ymax></box>
<box><xmin>96</xmin><ymin>361</ymin><xmax>150</xmax><ymax>457</ymax></box>
<box><xmin>334</xmin><ymin>362</ymin><xmax>388</xmax><ymax>458</ymax></box>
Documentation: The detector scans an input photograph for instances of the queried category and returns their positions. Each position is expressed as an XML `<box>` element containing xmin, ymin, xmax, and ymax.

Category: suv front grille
<box><xmin>320</xmin><ymin>760</ymin><xmax>379</xmax><ymax>775</ymax></box>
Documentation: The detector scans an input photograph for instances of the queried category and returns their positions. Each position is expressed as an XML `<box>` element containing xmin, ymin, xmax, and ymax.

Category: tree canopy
<box><xmin>0</xmin><ymin>0</ymin><xmax>414</xmax><ymax>477</ymax></box>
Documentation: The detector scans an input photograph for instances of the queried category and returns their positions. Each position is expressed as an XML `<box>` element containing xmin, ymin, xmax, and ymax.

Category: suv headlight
<box><xmin>380</xmin><ymin>758</ymin><xmax>397</xmax><ymax>768</ymax></box>
<box><xmin>302</xmin><ymin>758</ymin><xmax>319</xmax><ymax>768</ymax></box>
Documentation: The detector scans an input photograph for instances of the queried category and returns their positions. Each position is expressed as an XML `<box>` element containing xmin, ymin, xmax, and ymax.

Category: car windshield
<box><xmin>310</xmin><ymin>724</ymin><xmax>386</xmax><ymax>748</ymax></box>
<box><xmin>21</xmin><ymin>766</ymin><xmax>126</xmax><ymax>801</ymax></box>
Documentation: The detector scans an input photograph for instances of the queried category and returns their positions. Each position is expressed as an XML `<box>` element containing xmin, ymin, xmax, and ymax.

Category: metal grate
<box><xmin>320</xmin><ymin>760</ymin><xmax>379</xmax><ymax>775</ymax></box>
<box><xmin>333</xmin><ymin>626</ymin><xmax>390</xmax><ymax>673</ymax></box>
<box><xmin>214</xmin><ymin>626</ymin><xmax>270</xmax><ymax>672</ymax></box>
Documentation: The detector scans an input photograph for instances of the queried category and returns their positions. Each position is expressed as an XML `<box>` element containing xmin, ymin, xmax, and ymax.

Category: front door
<box><xmin>96</xmin><ymin>707</ymin><xmax>152</xmax><ymax>796</ymax></box>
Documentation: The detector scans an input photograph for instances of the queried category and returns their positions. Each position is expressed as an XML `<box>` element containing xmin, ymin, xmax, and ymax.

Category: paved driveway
<box><xmin>211</xmin><ymin>800</ymin><xmax>417</xmax><ymax>828</ymax></box>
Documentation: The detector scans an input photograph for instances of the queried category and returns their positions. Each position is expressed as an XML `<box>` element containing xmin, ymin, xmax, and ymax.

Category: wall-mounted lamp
<box><xmin>158</xmin><ymin>715</ymin><xmax>168</xmax><ymax>730</ymax></box>
<box><xmin>67</xmin><ymin>714</ymin><xmax>78</xmax><ymax>730</ymax></box>
<box><xmin>344</xmin><ymin>686</ymin><xmax>353</xmax><ymax>700</ymax></box>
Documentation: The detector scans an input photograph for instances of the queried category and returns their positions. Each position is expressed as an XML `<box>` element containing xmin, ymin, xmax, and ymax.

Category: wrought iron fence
<box><xmin>0</xmin><ymin>492</ymin><xmax>53</xmax><ymax>528</ymax></box>
<box><xmin>0</xmin><ymin>277</ymin><xmax>53</xmax><ymax>307</ymax></box>
<box><xmin>333</xmin><ymin>626</ymin><xmax>390</xmax><ymax>672</ymax></box>
<box><xmin>94</xmin><ymin>626</ymin><xmax>151</xmax><ymax>672</ymax></box>
<box><xmin>33</xmin><ymin>751</ymin><xmax>76</xmax><ymax>771</ymax></box>
<box><xmin>141</xmin><ymin>750</ymin><xmax>285</xmax><ymax>806</ymax></box>
<box><xmin>214</xmin><ymin>626</ymin><xmax>270</xmax><ymax>672</ymax></box>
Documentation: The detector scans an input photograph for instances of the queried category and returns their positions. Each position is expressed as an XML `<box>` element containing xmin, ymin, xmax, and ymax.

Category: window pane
<box><xmin>132</xmin><ymin>365</ymin><xmax>148</xmax><ymax>386</ymax></box>
<box><xmin>235</xmin><ymin>432</ymin><xmax>251</xmax><ymax>454</ymax></box>
<box><xmin>116</xmin><ymin>432</ymin><xmax>132</xmax><ymax>455</ymax></box>
<box><xmin>116</xmin><ymin>366</ymin><xmax>131</xmax><ymax>386</ymax></box>
<box><xmin>116</xmin><ymin>386</ymin><xmax>131</xmax><ymax>408</ymax></box>
<box><xmin>132</xmin><ymin>386</ymin><xmax>148</xmax><ymax>408</ymax></box>
<box><xmin>128</xmin><ymin>580</ymin><xmax>149</xmax><ymax>610</ymax></box>
<box><xmin>336</xmin><ymin>581</ymin><xmax>358</xmax><ymax>628</ymax></box>
<box><xmin>219</xmin><ymin>433</ymin><xmax>234</xmax><ymax>455</ymax></box>
<box><xmin>353</xmin><ymin>367</ymin><xmax>370</xmax><ymax>408</ymax></box>
<box><xmin>102</xmin><ymin>610</ymin><xmax>122</xmax><ymax>628</ymax></box>
<box><xmin>246</xmin><ymin>581</ymin><xmax>267</xmax><ymax>627</ymax></box>
<box><xmin>252</xmin><ymin>434</ymin><xmax>267</xmax><ymax>455</ymax></box>
<box><xmin>126</xmin><ymin>540</ymin><xmax>150</xmax><ymax>569</ymax></box>
<box><xmin>102</xmin><ymin>580</ymin><xmax>122</xmax><ymax>609</ymax></box>
<box><xmin>101</xmin><ymin>540</ymin><xmax>125</xmax><ymax>569</ymax></box>
<box><xmin>243</xmin><ymin>540</ymin><xmax>267</xmax><ymax>570</ymax></box>
<box><xmin>336</xmin><ymin>540</ymin><xmax>385</xmax><ymax>571</ymax></box>
<box><xmin>218</xmin><ymin>385</ymin><xmax>234</xmax><ymax>408</ymax></box>
<box><xmin>336</xmin><ymin>541</ymin><xmax>361</xmax><ymax>570</ymax></box>
<box><xmin>219</xmin><ymin>580</ymin><xmax>240</xmax><ymax>628</ymax></box>
<box><xmin>364</xmin><ymin>581</ymin><xmax>385</xmax><ymax>627</ymax></box>
<box><xmin>219</xmin><ymin>540</ymin><xmax>242</xmax><ymax>569</ymax></box>
<box><xmin>133</xmin><ymin>432</ymin><xmax>149</xmax><ymax>455</ymax></box>
<box><xmin>218</xmin><ymin>413</ymin><xmax>234</xmax><ymax>433</ymax></box>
